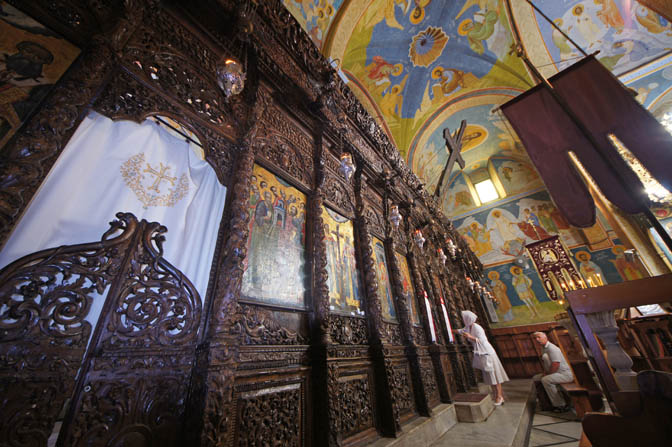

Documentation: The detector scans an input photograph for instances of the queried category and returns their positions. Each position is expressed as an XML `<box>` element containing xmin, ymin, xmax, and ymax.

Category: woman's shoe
<box><xmin>494</xmin><ymin>398</ymin><xmax>505</xmax><ymax>406</ymax></box>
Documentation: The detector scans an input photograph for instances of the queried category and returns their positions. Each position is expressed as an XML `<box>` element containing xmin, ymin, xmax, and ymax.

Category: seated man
<box><xmin>532</xmin><ymin>331</ymin><xmax>574</xmax><ymax>412</ymax></box>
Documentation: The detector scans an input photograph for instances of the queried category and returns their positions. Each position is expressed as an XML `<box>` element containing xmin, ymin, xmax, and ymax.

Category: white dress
<box><xmin>460</xmin><ymin>323</ymin><xmax>509</xmax><ymax>385</ymax></box>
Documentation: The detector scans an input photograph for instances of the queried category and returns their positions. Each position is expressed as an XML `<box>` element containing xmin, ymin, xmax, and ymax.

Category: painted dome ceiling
<box><xmin>283</xmin><ymin>0</ymin><xmax>672</xmax><ymax>217</ymax></box>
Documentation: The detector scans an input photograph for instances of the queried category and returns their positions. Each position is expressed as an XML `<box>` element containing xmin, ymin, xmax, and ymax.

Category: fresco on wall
<box><xmin>323</xmin><ymin>205</ymin><xmax>365</xmax><ymax>316</ymax></box>
<box><xmin>395</xmin><ymin>251</ymin><xmax>420</xmax><ymax>325</ymax></box>
<box><xmin>242</xmin><ymin>164</ymin><xmax>307</xmax><ymax>308</ymax></box>
<box><xmin>491</xmin><ymin>156</ymin><xmax>543</xmax><ymax>196</ymax></box>
<box><xmin>484</xmin><ymin>230</ymin><xmax>649</xmax><ymax>328</ymax></box>
<box><xmin>411</xmin><ymin>98</ymin><xmax>528</xmax><ymax>210</ymax></box>
<box><xmin>372</xmin><ymin>237</ymin><xmax>397</xmax><ymax>322</ymax></box>
<box><xmin>283</xmin><ymin>0</ymin><xmax>344</xmax><ymax>50</ymax></box>
<box><xmin>572</xmin><ymin>241</ymin><xmax>649</xmax><ymax>285</ymax></box>
<box><xmin>442</xmin><ymin>172</ymin><xmax>478</xmax><ymax>217</ymax></box>
<box><xmin>340</xmin><ymin>0</ymin><xmax>532</xmax><ymax>156</ymax></box>
<box><xmin>522</xmin><ymin>0</ymin><xmax>672</xmax><ymax>75</ymax></box>
<box><xmin>0</xmin><ymin>2</ymin><xmax>80</xmax><ymax>150</ymax></box>
<box><xmin>454</xmin><ymin>189</ymin><xmax>587</xmax><ymax>265</ymax></box>
<box><xmin>486</xmin><ymin>263</ymin><xmax>565</xmax><ymax>328</ymax></box>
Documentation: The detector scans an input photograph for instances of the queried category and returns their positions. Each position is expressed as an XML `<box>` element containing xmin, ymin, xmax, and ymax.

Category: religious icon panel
<box><xmin>0</xmin><ymin>2</ymin><xmax>81</xmax><ymax>150</ymax></box>
<box><xmin>322</xmin><ymin>206</ymin><xmax>365</xmax><ymax>316</ymax></box>
<box><xmin>395</xmin><ymin>252</ymin><xmax>421</xmax><ymax>325</ymax></box>
<box><xmin>371</xmin><ymin>237</ymin><xmax>397</xmax><ymax>322</ymax></box>
<box><xmin>241</xmin><ymin>164</ymin><xmax>307</xmax><ymax>308</ymax></box>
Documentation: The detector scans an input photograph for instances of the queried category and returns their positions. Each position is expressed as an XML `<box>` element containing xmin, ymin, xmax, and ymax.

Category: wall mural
<box><xmin>242</xmin><ymin>164</ymin><xmax>307</xmax><ymax>308</ymax></box>
<box><xmin>484</xmin><ymin>262</ymin><xmax>564</xmax><ymax>327</ymax></box>
<box><xmin>490</xmin><ymin>156</ymin><xmax>543</xmax><ymax>197</ymax></box>
<box><xmin>453</xmin><ymin>189</ymin><xmax>586</xmax><ymax>265</ymax></box>
<box><xmin>456</xmin><ymin>187</ymin><xmax>654</xmax><ymax>328</ymax></box>
<box><xmin>371</xmin><ymin>237</ymin><xmax>397</xmax><ymax>322</ymax></box>
<box><xmin>0</xmin><ymin>1</ymin><xmax>80</xmax><ymax>149</ymax></box>
<box><xmin>322</xmin><ymin>205</ymin><xmax>365</xmax><ymax>316</ymax></box>
<box><xmin>407</xmin><ymin>94</ymin><xmax>534</xmax><ymax>220</ymax></box>
<box><xmin>442</xmin><ymin>172</ymin><xmax>478</xmax><ymax>217</ymax></box>
<box><xmin>395</xmin><ymin>251</ymin><xmax>421</xmax><ymax>325</ymax></box>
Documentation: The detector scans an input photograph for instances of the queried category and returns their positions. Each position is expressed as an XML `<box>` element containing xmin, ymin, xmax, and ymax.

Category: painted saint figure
<box><xmin>575</xmin><ymin>251</ymin><xmax>606</xmax><ymax>287</ymax></box>
<box><xmin>488</xmin><ymin>270</ymin><xmax>513</xmax><ymax>322</ymax></box>
<box><xmin>609</xmin><ymin>245</ymin><xmax>646</xmax><ymax>281</ymax></box>
<box><xmin>510</xmin><ymin>266</ymin><xmax>540</xmax><ymax>318</ymax></box>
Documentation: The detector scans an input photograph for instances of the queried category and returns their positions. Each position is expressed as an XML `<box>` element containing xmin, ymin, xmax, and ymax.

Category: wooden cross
<box><xmin>433</xmin><ymin>120</ymin><xmax>467</xmax><ymax>199</ymax></box>
<box><xmin>144</xmin><ymin>162</ymin><xmax>177</xmax><ymax>193</ymax></box>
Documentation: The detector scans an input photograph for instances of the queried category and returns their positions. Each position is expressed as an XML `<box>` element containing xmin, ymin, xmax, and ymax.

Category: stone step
<box><xmin>368</xmin><ymin>403</ymin><xmax>458</xmax><ymax>447</ymax></box>
<box><xmin>453</xmin><ymin>393</ymin><xmax>495</xmax><ymax>423</ymax></box>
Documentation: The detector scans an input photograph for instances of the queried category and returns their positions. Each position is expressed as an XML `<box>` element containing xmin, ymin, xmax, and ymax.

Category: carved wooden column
<box><xmin>183</xmin><ymin>114</ymin><xmax>258</xmax><ymax>446</ymax></box>
<box><xmin>408</xmin><ymin>247</ymin><xmax>455</xmax><ymax>402</ymax></box>
<box><xmin>354</xmin><ymin>170</ymin><xmax>403</xmax><ymax>437</ymax></box>
<box><xmin>384</xmin><ymin>191</ymin><xmax>435</xmax><ymax>417</ymax></box>
<box><xmin>310</xmin><ymin>130</ymin><xmax>339</xmax><ymax>447</ymax></box>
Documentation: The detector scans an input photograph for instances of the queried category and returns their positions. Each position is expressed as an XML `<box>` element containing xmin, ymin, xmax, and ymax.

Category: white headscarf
<box><xmin>461</xmin><ymin>310</ymin><xmax>477</xmax><ymax>328</ymax></box>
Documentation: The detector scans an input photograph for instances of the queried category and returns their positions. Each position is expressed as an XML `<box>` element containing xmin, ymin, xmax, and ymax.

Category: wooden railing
<box><xmin>566</xmin><ymin>274</ymin><xmax>672</xmax><ymax>415</ymax></box>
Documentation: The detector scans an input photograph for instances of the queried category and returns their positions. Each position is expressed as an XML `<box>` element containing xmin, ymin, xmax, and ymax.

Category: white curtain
<box><xmin>0</xmin><ymin>111</ymin><xmax>227</xmax><ymax>304</ymax></box>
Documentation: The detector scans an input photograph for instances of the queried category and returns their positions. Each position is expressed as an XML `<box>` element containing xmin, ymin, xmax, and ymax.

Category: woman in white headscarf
<box><xmin>456</xmin><ymin>310</ymin><xmax>509</xmax><ymax>405</ymax></box>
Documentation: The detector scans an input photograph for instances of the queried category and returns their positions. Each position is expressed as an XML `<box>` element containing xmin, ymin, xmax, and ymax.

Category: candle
<box><xmin>588</xmin><ymin>278</ymin><xmax>594</xmax><ymax>287</ymax></box>
<box><xmin>569</xmin><ymin>280</ymin><xmax>576</xmax><ymax>290</ymax></box>
<box><xmin>597</xmin><ymin>274</ymin><xmax>603</xmax><ymax>286</ymax></box>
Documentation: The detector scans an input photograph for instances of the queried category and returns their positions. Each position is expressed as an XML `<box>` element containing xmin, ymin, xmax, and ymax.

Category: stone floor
<box><xmin>528</xmin><ymin>409</ymin><xmax>582</xmax><ymax>447</ymax></box>
<box><xmin>431</xmin><ymin>379</ymin><xmax>535</xmax><ymax>447</ymax></box>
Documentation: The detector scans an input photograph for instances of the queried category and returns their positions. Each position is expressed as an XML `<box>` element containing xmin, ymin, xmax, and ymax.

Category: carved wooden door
<box><xmin>0</xmin><ymin>213</ymin><xmax>201</xmax><ymax>447</ymax></box>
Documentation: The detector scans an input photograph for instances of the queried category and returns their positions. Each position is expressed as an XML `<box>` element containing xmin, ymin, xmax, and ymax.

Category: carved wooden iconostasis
<box><xmin>0</xmin><ymin>1</ymin><xmax>491</xmax><ymax>446</ymax></box>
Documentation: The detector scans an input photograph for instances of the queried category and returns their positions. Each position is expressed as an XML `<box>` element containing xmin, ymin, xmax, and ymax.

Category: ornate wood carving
<box><xmin>0</xmin><ymin>211</ymin><xmax>200</xmax><ymax>446</ymax></box>
<box><xmin>329</xmin><ymin>315</ymin><xmax>368</xmax><ymax>345</ymax></box>
<box><xmin>388</xmin><ymin>364</ymin><xmax>414</xmax><ymax>418</ymax></box>
<box><xmin>311</xmin><ymin>138</ymin><xmax>331</xmax><ymax>345</ymax></box>
<box><xmin>235</xmin><ymin>384</ymin><xmax>303</xmax><ymax>447</ymax></box>
<box><xmin>337</xmin><ymin>375</ymin><xmax>375</xmax><ymax>439</ymax></box>
<box><xmin>419</xmin><ymin>358</ymin><xmax>439</xmax><ymax>405</ymax></box>
<box><xmin>232</xmin><ymin>304</ymin><xmax>307</xmax><ymax>345</ymax></box>
<box><xmin>363</xmin><ymin>206</ymin><xmax>385</xmax><ymax>239</ymax></box>
<box><xmin>5</xmin><ymin>0</ymin><xmax>126</xmax><ymax>44</ymax></box>
<box><xmin>0</xmin><ymin>218</ymin><xmax>122</xmax><ymax>446</ymax></box>
<box><xmin>57</xmin><ymin>212</ymin><xmax>201</xmax><ymax>446</ymax></box>
<box><xmin>93</xmin><ymin>69</ymin><xmax>237</xmax><ymax>188</ymax></box>
<box><xmin>384</xmin><ymin>322</ymin><xmax>403</xmax><ymax>346</ymax></box>
<box><xmin>323</xmin><ymin>176</ymin><xmax>354</xmax><ymax>217</ymax></box>
<box><xmin>238</xmin><ymin>347</ymin><xmax>309</xmax><ymax>369</ymax></box>
<box><xmin>253</xmin><ymin>100</ymin><xmax>313</xmax><ymax>188</ymax></box>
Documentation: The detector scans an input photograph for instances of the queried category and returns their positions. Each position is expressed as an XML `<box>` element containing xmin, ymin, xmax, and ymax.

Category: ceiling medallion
<box><xmin>409</xmin><ymin>26</ymin><xmax>448</xmax><ymax>68</ymax></box>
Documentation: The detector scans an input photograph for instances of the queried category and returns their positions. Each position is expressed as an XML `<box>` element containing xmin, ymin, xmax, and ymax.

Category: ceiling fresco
<box><xmin>513</xmin><ymin>0</ymin><xmax>672</xmax><ymax>77</ymax></box>
<box><xmin>284</xmin><ymin>1</ymin><xmax>672</xmax><ymax>218</ymax></box>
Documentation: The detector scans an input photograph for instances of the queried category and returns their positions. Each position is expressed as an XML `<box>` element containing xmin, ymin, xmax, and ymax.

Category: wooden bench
<box><xmin>559</xmin><ymin>383</ymin><xmax>593</xmax><ymax>418</ymax></box>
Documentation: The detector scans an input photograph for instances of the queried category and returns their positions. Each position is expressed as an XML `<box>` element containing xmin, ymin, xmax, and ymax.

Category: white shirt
<box><xmin>544</xmin><ymin>342</ymin><xmax>572</xmax><ymax>375</ymax></box>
